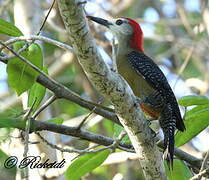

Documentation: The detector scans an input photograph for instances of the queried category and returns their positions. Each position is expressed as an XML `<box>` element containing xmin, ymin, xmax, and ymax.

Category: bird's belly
<box><xmin>117</xmin><ymin>60</ymin><xmax>160</xmax><ymax>118</ymax></box>
<box><xmin>117</xmin><ymin>62</ymin><xmax>154</xmax><ymax>98</ymax></box>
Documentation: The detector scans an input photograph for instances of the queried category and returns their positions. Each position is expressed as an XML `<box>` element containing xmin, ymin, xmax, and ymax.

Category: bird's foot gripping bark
<box><xmin>136</xmin><ymin>92</ymin><xmax>163</xmax><ymax>120</ymax></box>
<box><xmin>135</xmin><ymin>97</ymin><xmax>143</xmax><ymax>104</ymax></box>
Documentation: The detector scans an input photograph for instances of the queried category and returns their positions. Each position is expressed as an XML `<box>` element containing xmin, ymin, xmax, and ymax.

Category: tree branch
<box><xmin>0</xmin><ymin>42</ymin><xmax>119</xmax><ymax>125</ymax></box>
<box><xmin>57</xmin><ymin>0</ymin><xmax>166</xmax><ymax>179</ymax></box>
<box><xmin>0</xmin><ymin>35</ymin><xmax>73</xmax><ymax>52</ymax></box>
<box><xmin>0</xmin><ymin>32</ymin><xmax>202</xmax><ymax>172</ymax></box>
<box><xmin>190</xmin><ymin>167</ymin><xmax>209</xmax><ymax>180</ymax></box>
<box><xmin>36</xmin><ymin>74</ymin><xmax>120</xmax><ymax>124</ymax></box>
<box><xmin>1</xmin><ymin>116</ymin><xmax>201</xmax><ymax>170</ymax></box>
<box><xmin>32</xmin><ymin>120</ymin><xmax>132</xmax><ymax>151</ymax></box>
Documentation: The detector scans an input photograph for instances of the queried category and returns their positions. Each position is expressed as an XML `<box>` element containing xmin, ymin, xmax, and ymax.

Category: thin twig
<box><xmin>76</xmin><ymin>100</ymin><xmax>103</xmax><ymax>129</ymax></box>
<box><xmin>23</xmin><ymin>99</ymin><xmax>37</xmax><ymax>157</ymax></box>
<box><xmin>32</xmin><ymin>95</ymin><xmax>57</xmax><ymax>119</ymax></box>
<box><xmin>76</xmin><ymin>107</ymin><xmax>96</xmax><ymax>130</ymax></box>
<box><xmin>0</xmin><ymin>42</ymin><xmax>31</xmax><ymax>62</ymax></box>
<box><xmin>0</xmin><ymin>41</ymin><xmax>113</xmax><ymax>115</ymax></box>
<box><xmin>178</xmin><ymin>45</ymin><xmax>195</xmax><ymax>75</ymax></box>
<box><xmin>0</xmin><ymin>46</ymin><xmax>118</xmax><ymax>124</ymax></box>
<box><xmin>90</xmin><ymin>130</ymin><xmax>127</xmax><ymax>153</ymax></box>
<box><xmin>0</xmin><ymin>35</ymin><xmax>73</xmax><ymax>54</ymax></box>
<box><xmin>0</xmin><ymin>0</ymin><xmax>57</xmax><ymax>62</ymax></box>
<box><xmin>200</xmin><ymin>150</ymin><xmax>209</xmax><ymax>172</ymax></box>
<box><xmin>37</xmin><ymin>0</ymin><xmax>56</xmax><ymax>35</ymax></box>
<box><xmin>176</xmin><ymin>2</ymin><xmax>195</xmax><ymax>38</ymax></box>
<box><xmin>72</xmin><ymin>130</ymin><xmax>127</xmax><ymax>161</ymax></box>
<box><xmin>36</xmin><ymin>132</ymin><xmax>91</xmax><ymax>154</ymax></box>
<box><xmin>190</xmin><ymin>167</ymin><xmax>209</xmax><ymax>180</ymax></box>
<box><xmin>0</xmin><ymin>114</ymin><xmax>202</xmax><ymax>169</ymax></box>
<box><xmin>200</xmin><ymin>0</ymin><xmax>209</xmax><ymax>36</ymax></box>
<box><xmin>36</xmin><ymin>130</ymin><xmax>127</xmax><ymax>158</ymax></box>
<box><xmin>0</xmin><ymin>40</ymin><xmax>44</xmax><ymax>74</ymax></box>
<box><xmin>173</xmin><ymin>45</ymin><xmax>195</xmax><ymax>89</ymax></box>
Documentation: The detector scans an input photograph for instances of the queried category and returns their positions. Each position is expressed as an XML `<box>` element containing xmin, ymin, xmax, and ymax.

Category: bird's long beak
<box><xmin>87</xmin><ymin>16</ymin><xmax>113</xmax><ymax>28</ymax></box>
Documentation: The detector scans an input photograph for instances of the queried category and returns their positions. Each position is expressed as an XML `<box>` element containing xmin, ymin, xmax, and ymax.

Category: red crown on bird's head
<box><xmin>121</xmin><ymin>17</ymin><xmax>144</xmax><ymax>52</ymax></box>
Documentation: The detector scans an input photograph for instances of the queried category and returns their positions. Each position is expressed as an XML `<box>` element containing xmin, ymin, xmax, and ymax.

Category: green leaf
<box><xmin>28</xmin><ymin>83</ymin><xmax>46</xmax><ymax>110</ymax></box>
<box><xmin>28</xmin><ymin>67</ymin><xmax>48</xmax><ymax>110</ymax></box>
<box><xmin>0</xmin><ymin>18</ymin><xmax>23</xmax><ymax>36</ymax></box>
<box><xmin>175</xmin><ymin>104</ymin><xmax>209</xmax><ymax>147</ymax></box>
<box><xmin>178</xmin><ymin>95</ymin><xmax>209</xmax><ymax>107</ymax></box>
<box><xmin>0</xmin><ymin>149</ymin><xmax>17</xmax><ymax>180</ymax></box>
<box><xmin>65</xmin><ymin>149</ymin><xmax>111</xmax><ymax>180</ymax></box>
<box><xmin>102</xmin><ymin>119</ymin><xmax>114</xmax><ymax>136</ymax></box>
<box><xmin>7</xmin><ymin>42</ymin><xmax>43</xmax><ymax>95</ymax></box>
<box><xmin>164</xmin><ymin>159</ymin><xmax>192</xmax><ymax>180</ymax></box>
<box><xmin>113</xmin><ymin>124</ymin><xmax>130</xmax><ymax>144</ymax></box>
<box><xmin>0</xmin><ymin>113</ymin><xmax>25</xmax><ymax>129</ymax></box>
<box><xmin>0</xmin><ymin>128</ymin><xmax>11</xmax><ymax>142</ymax></box>
<box><xmin>186</xmin><ymin>104</ymin><xmax>209</xmax><ymax>117</ymax></box>
<box><xmin>46</xmin><ymin>117</ymin><xmax>64</xmax><ymax>125</ymax></box>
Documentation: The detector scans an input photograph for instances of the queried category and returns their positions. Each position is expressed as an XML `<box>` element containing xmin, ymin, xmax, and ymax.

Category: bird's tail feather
<box><xmin>163</xmin><ymin>126</ymin><xmax>175</xmax><ymax>169</ymax></box>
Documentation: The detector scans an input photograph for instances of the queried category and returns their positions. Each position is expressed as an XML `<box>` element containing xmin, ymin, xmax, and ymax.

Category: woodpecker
<box><xmin>87</xmin><ymin>16</ymin><xmax>186</xmax><ymax>166</ymax></box>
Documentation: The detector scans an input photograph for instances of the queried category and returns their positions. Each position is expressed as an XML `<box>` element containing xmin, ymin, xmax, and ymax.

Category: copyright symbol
<box><xmin>4</xmin><ymin>156</ymin><xmax>18</xmax><ymax>169</ymax></box>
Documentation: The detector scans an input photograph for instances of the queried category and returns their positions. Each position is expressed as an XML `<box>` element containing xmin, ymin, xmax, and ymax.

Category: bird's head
<box><xmin>87</xmin><ymin>16</ymin><xmax>144</xmax><ymax>52</ymax></box>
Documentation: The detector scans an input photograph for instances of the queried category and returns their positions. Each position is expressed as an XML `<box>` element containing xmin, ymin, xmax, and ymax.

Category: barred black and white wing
<box><xmin>127</xmin><ymin>51</ymin><xmax>186</xmax><ymax>166</ymax></box>
<box><xmin>127</xmin><ymin>51</ymin><xmax>185</xmax><ymax>131</ymax></box>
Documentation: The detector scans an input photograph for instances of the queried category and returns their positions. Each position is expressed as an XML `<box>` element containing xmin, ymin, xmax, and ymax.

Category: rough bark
<box><xmin>57</xmin><ymin>0</ymin><xmax>166</xmax><ymax>179</ymax></box>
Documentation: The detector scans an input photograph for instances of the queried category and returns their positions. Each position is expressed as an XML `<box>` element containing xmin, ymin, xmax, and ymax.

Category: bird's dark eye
<box><xmin>116</xmin><ymin>19</ymin><xmax>123</xmax><ymax>25</ymax></box>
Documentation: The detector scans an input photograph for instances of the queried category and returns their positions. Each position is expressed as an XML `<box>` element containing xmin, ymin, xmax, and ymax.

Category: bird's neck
<box><xmin>116</xmin><ymin>36</ymin><xmax>133</xmax><ymax>57</ymax></box>
<box><xmin>116</xmin><ymin>35</ymin><xmax>144</xmax><ymax>59</ymax></box>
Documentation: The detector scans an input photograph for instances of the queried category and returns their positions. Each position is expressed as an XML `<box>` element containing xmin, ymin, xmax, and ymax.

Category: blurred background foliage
<box><xmin>0</xmin><ymin>0</ymin><xmax>209</xmax><ymax>179</ymax></box>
